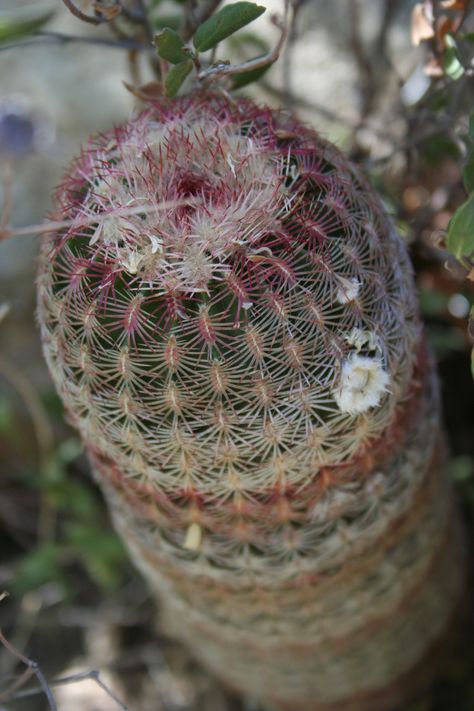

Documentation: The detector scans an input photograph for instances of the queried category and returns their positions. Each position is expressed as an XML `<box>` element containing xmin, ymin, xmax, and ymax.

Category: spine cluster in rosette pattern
<box><xmin>37</xmin><ymin>94</ymin><xmax>464</xmax><ymax>711</ymax></box>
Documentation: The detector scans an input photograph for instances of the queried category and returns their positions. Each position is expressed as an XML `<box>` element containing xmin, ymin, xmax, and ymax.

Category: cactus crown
<box><xmin>38</xmin><ymin>94</ymin><xmax>419</xmax><ymax>555</ymax></box>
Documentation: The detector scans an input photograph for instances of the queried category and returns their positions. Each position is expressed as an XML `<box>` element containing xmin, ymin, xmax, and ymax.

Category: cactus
<box><xmin>37</xmin><ymin>94</ymin><xmax>464</xmax><ymax>711</ymax></box>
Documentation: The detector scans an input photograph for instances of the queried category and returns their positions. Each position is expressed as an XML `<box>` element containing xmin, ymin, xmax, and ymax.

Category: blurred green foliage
<box><xmin>0</xmin><ymin>5</ymin><xmax>54</xmax><ymax>44</ymax></box>
<box><xmin>0</xmin><ymin>386</ymin><xmax>127</xmax><ymax>599</ymax></box>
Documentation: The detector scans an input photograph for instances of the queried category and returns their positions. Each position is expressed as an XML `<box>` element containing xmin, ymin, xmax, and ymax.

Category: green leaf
<box><xmin>447</xmin><ymin>194</ymin><xmax>474</xmax><ymax>259</ymax></box>
<box><xmin>443</xmin><ymin>34</ymin><xmax>464</xmax><ymax>80</ymax></box>
<box><xmin>0</xmin><ymin>395</ymin><xmax>12</xmax><ymax>434</ymax></box>
<box><xmin>10</xmin><ymin>544</ymin><xmax>64</xmax><ymax>595</ymax></box>
<box><xmin>154</xmin><ymin>27</ymin><xmax>190</xmax><ymax>64</ymax></box>
<box><xmin>470</xmin><ymin>306</ymin><xmax>474</xmax><ymax>380</ymax></box>
<box><xmin>232</xmin><ymin>58</ymin><xmax>275</xmax><ymax>89</ymax></box>
<box><xmin>193</xmin><ymin>2</ymin><xmax>266</xmax><ymax>52</ymax></box>
<box><xmin>468</xmin><ymin>112</ymin><xmax>474</xmax><ymax>144</ymax></box>
<box><xmin>0</xmin><ymin>7</ymin><xmax>54</xmax><ymax>43</ymax></box>
<box><xmin>458</xmin><ymin>31</ymin><xmax>474</xmax><ymax>43</ymax></box>
<box><xmin>165</xmin><ymin>59</ymin><xmax>193</xmax><ymax>97</ymax></box>
<box><xmin>464</xmin><ymin>156</ymin><xmax>474</xmax><ymax>193</ymax></box>
<box><xmin>463</xmin><ymin>112</ymin><xmax>474</xmax><ymax>193</ymax></box>
<box><xmin>426</xmin><ymin>324</ymin><xmax>465</xmax><ymax>356</ymax></box>
<box><xmin>57</xmin><ymin>436</ymin><xmax>82</xmax><ymax>464</ymax></box>
<box><xmin>65</xmin><ymin>523</ymin><xmax>126</xmax><ymax>590</ymax></box>
<box><xmin>45</xmin><ymin>477</ymin><xmax>100</xmax><ymax>519</ymax></box>
<box><xmin>449</xmin><ymin>455</ymin><xmax>474</xmax><ymax>482</ymax></box>
<box><xmin>419</xmin><ymin>288</ymin><xmax>448</xmax><ymax>317</ymax></box>
<box><xmin>228</xmin><ymin>30</ymin><xmax>270</xmax><ymax>54</ymax></box>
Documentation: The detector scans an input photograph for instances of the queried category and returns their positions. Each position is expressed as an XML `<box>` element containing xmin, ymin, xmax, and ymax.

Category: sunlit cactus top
<box><xmin>38</xmin><ymin>94</ymin><xmax>420</xmax><ymax>525</ymax></box>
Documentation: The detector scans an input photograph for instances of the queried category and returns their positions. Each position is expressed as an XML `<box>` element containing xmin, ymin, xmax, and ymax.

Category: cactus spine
<box><xmin>37</xmin><ymin>95</ymin><xmax>463</xmax><ymax>710</ymax></box>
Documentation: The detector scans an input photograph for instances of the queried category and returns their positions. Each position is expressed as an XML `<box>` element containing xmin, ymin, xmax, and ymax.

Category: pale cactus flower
<box><xmin>333</xmin><ymin>353</ymin><xmax>390</xmax><ymax>414</ymax></box>
<box><xmin>336</xmin><ymin>275</ymin><xmax>361</xmax><ymax>304</ymax></box>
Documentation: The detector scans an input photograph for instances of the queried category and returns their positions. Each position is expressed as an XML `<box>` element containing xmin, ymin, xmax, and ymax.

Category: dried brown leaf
<box><xmin>411</xmin><ymin>3</ymin><xmax>435</xmax><ymax>46</ymax></box>
<box><xmin>93</xmin><ymin>1</ymin><xmax>122</xmax><ymax>21</ymax></box>
<box><xmin>274</xmin><ymin>129</ymin><xmax>300</xmax><ymax>140</ymax></box>
<box><xmin>122</xmin><ymin>81</ymin><xmax>163</xmax><ymax>101</ymax></box>
<box><xmin>435</xmin><ymin>15</ymin><xmax>455</xmax><ymax>50</ymax></box>
<box><xmin>441</xmin><ymin>0</ymin><xmax>469</xmax><ymax>9</ymax></box>
<box><xmin>424</xmin><ymin>54</ymin><xmax>444</xmax><ymax>76</ymax></box>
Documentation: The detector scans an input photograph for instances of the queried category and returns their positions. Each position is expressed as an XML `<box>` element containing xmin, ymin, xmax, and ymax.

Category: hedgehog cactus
<box><xmin>37</xmin><ymin>95</ymin><xmax>463</xmax><ymax>711</ymax></box>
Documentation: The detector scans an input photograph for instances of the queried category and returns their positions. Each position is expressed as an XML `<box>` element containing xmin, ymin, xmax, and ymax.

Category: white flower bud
<box><xmin>336</xmin><ymin>276</ymin><xmax>360</xmax><ymax>304</ymax></box>
<box><xmin>333</xmin><ymin>354</ymin><xmax>390</xmax><ymax>414</ymax></box>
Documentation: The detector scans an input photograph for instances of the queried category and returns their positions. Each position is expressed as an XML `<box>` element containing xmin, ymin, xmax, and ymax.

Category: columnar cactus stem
<box><xmin>37</xmin><ymin>94</ymin><xmax>464</xmax><ymax>710</ymax></box>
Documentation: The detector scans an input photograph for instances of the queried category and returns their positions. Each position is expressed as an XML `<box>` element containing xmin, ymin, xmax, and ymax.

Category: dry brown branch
<box><xmin>0</xmin><ymin>200</ymin><xmax>196</xmax><ymax>242</ymax></box>
<box><xmin>375</xmin><ymin>0</ymin><xmax>404</xmax><ymax>60</ymax></box>
<box><xmin>0</xmin><ymin>160</ymin><xmax>12</xmax><ymax>237</ymax></box>
<box><xmin>130</xmin><ymin>0</ymin><xmax>153</xmax><ymax>32</ymax></box>
<box><xmin>260</xmin><ymin>78</ymin><xmax>358</xmax><ymax>128</ymax></box>
<box><xmin>282</xmin><ymin>0</ymin><xmax>304</xmax><ymax>110</ymax></box>
<box><xmin>0</xmin><ymin>666</ymin><xmax>35</xmax><ymax>704</ymax></box>
<box><xmin>0</xmin><ymin>627</ymin><xmax>132</xmax><ymax>710</ymax></box>
<box><xmin>4</xmin><ymin>667</ymin><xmax>132</xmax><ymax>710</ymax></box>
<box><xmin>0</xmin><ymin>358</ymin><xmax>54</xmax><ymax>459</ymax></box>
<box><xmin>0</xmin><ymin>354</ymin><xmax>56</xmax><ymax>540</ymax></box>
<box><xmin>198</xmin><ymin>0</ymin><xmax>290</xmax><ymax>81</ymax></box>
<box><xmin>0</xmin><ymin>32</ymin><xmax>150</xmax><ymax>52</ymax></box>
<box><xmin>348</xmin><ymin>0</ymin><xmax>376</xmax><ymax>119</ymax></box>
<box><xmin>62</xmin><ymin>0</ymin><xmax>122</xmax><ymax>25</ymax></box>
<box><xmin>181</xmin><ymin>0</ymin><xmax>223</xmax><ymax>42</ymax></box>
<box><xmin>0</xmin><ymin>629</ymin><xmax>58</xmax><ymax>711</ymax></box>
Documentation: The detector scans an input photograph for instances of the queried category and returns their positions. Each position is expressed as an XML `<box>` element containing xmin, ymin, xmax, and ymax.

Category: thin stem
<box><xmin>0</xmin><ymin>159</ymin><xmax>12</xmax><ymax>236</ymax></box>
<box><xmin>348</xmin><ymin>0</ymin><xmax>375</xmax><ymax>120</ymax></box>
<box><xmin>0</xmin><ymin>200</ymin><xmax>199</xmax><ymax>242</ymax></box>
<box><xmin>0</xmin><ymin>32</ymin><xmax>151</xmax><ymax>52</ymax></box>
<box><xmin>88</xmin><ymin>671</ymin><xmax>131</xmax><ymax>711</ymax></box>
<box><xmin>0</xmin><ymin>357</ymin><xmax>54</xmax><ymax>462</ymax></box>
<box><xmin>0</xmin><ymin>630</ymin><xmax>58</xmax><ymax>711</ymax></box>
<box><xmin>451</xmin><ymin>0</ymin><xmax>472</xmax><ymax>34</ymax></box>
<box><xmin>61</xmin><ymin>0</ymin><xmax>121</xmax><ymax>25</ymax></box>
<box><xmin>0</xmin><ymin>666</ymin><xmax>35</xmax><ymax>703</ymax></box>
<box><xmin>0</xmin><ymin>355</ymin><xmax>56</xmax><ymax>541</ymax></box>
<box><xmin>127</xmin><ymin>48</ymin><xmax>141</xmax><ymax>85</ymax></box>
<box><xmin>4</xmin><ymin>668</ymin><xmax>131</xmax><ymax>711</ymax></box>
<box><xmin>181</xmin><ymin>0</ymin><xmax>223</xmax><ymax>42</ymax></box>
<box><xmin>374</xmin><ymin>0</ymin><xmax>403</xmax><ymax>61</ymax></box>
<box><xmin>118</xmin><ymin>0</ymin><xmax>154</xmax><ymax>48</ymax></box>
<box><xmin>198</xmin><ymin>0</ymin><xmax>289</xmax><ymax>81</ymax></box>
<box><xmin>180</xmin><ymin>0</ymin><xmax>198</xmax><ymax>41</ymax></box>
<box><xmin>282</xmin><ymin>0</ymin><xmax>302</xmax><ymax>110</ymax></box>
<box><xmin>260</xmin><ymin>79</ymin><xmax>358</xmax><ymax>128</ymax></box>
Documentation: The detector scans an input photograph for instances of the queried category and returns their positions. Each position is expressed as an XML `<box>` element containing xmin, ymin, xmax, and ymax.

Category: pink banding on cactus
<box><xmin>37</xmin><ymin>94</ymin><xmax>463</xmax><ymax>711</ymax></box>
